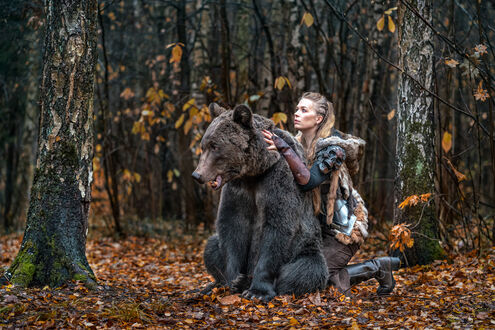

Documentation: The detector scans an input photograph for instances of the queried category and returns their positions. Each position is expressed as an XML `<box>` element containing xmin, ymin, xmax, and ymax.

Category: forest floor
<box><xmin>0</xmin><ymin>228</ymin><xmax>494</xmax><ymax>328</ymax></box>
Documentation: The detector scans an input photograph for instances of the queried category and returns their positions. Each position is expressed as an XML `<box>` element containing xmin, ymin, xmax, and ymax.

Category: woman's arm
<box><xmin>262</xmin><ymin>130</ymin><xmax>345</xmax><ymax>189</ymax></box>
<box><xmin>262</xmin><ymin>130</ymin><xmax>310</xmax><ymax>185</ymax></box>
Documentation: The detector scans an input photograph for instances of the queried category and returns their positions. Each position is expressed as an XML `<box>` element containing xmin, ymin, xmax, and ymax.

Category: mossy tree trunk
<box><xmin>2</xmin><ymin>0</ymin><xmax>98</xmax><ymax>287</ymax></box>
<box><xmin>394</xmin><ymin>0</ymin><xmax>445</xmax><ymax>266</ymax></box>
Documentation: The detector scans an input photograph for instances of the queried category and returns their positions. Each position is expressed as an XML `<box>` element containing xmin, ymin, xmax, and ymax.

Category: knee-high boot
<box><xmin>345</xmin><ymin>257</ymin><xmax>400</xmax><ymax>295</ymax></box>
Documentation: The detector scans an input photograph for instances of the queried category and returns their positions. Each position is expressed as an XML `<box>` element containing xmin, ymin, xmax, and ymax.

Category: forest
<box><xmin>0</xmin><ymin>0</ymin><xmax>494</xmax><ymax>328</ymax></box>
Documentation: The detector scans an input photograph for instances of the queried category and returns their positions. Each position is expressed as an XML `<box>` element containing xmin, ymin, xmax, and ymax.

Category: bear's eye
<box><xmin>210</xmin><ymin>143</ymin><xmax>217</xmax><ymax>151</ymax></box>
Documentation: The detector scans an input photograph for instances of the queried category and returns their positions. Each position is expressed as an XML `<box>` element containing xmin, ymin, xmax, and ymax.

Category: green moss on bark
<box><xmin>8</xmin><ymin>241</ymin><xmax>37</xmax><ymax>286</ymax></box>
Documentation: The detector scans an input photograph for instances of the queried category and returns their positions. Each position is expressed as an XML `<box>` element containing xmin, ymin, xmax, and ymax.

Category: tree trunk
<box><xmin>2</xmin><ymin>0</ymin><xmax>98</xmax><ymax>287</ymax></box>
<box><xmin>395</xmin><ymin>0</ymin><xmax>445</xmax><ymax>265</ymax></box>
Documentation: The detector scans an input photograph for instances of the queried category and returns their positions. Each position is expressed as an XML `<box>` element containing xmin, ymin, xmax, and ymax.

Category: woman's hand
<box><xmin>262</xmin><ymin>129</ymin><xmax>278</xmax><ymax>151</ymax></box>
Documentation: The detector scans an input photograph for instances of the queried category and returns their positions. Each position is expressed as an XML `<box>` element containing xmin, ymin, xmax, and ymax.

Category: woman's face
<box><xmin>294</xmin><ymin>98</ymin><xmax>322</xmax><ymax>132</ymax></box>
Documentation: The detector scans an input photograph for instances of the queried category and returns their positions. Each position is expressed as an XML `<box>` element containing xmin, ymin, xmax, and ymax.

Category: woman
<box><xmin>262</xmin><ymin>92</ymin><xmax>400</xmax><ymax>296</ymax></box>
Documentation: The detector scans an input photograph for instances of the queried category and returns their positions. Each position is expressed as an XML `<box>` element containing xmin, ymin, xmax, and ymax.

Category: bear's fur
<box><xmin>193</xmin><ymin>103</ymin><xmax>328</xmax><ymax>301</ymax></box>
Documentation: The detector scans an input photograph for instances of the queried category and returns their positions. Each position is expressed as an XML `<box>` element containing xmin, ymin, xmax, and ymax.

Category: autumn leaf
<box><xmin>274</xmin><ymin>76</ymin><xmax>286</xmax><ymax>90</ymax></box>
<box><xmin>284</xmin><ymin>77</ymin><xmax>292</xmax><ymax>89</ymax></box>
<box><xmin>388</xmin><ymin>16</ymin><xmax>396</xmax><ymax>33</ymax></box>
<box><xmin>376</xmin><ymin>15</ymin><xmax>385</xmax><ymax>31</ymax></box>
<box><xmin>398</xmin><ymin>195</ymin><xmax>419</xmax><ymax>209</ymax></box>
<box><xmin>301</xmin><ymin>12</ymin><xmax>314</xmax><ymax>27</ymax></box>
<box><xmin>170</xmin><ymin>44</ymin><xmax>183</xmax><ymax>64</ymax></box>
<box><xmin>474</xmin><ymin>44</ymin><xmax>487</xmax><ymax>56</ymax></box>
<box><xmin>389</xmin><ymin>223</ymin><xmax>414</xmax><ymax>252</ymax></box>
<box><xmin>217</xmin><ymin>295</ymin><xmax>240</xmax><ymax>305</ymax></box>
<box><xmin>175</xmin><ymin>114</ymin><xmax>185</xmax><ymax>129</ymax></box>
<box><xmin>183</xmin><ymin>118</ymin><xmax>193</xmax><ymax>135</ymax></box>
<box><xmin>120</xmin><ymin>87</ymin><xmax>135</xmax><ymax>100</ymax></box>
<box><xmin>445</xmin><ymin>58</ymin><xmax>459</xmax><ymax>68</ymax></box>
<box><xmin>384</xmin><ymin>7</ymin><xmax>397</xmax><ymax>15</ymax></box>
<box><xmin>387</xmin><ymin>109</ymin><xmax>395</xmax><ymax>120</ymax></box>
<box><xmin>271</xmin><ymin>112</ymin><xmax>287</xmax><ymax>127</ymax></box>
<box><xmin>122</xmin><ymin>169</ymin><xmax>132</xmax><ymax>181</ymax></box>
<box><xmin>420</xmin><ymin>193</ymin><xmax>432</xmax><ymax>202</ymax></box>
<box><xmin>183</xmin><ymin>98</ymin><xmax>195</xmax><ymax>112</ymax></box>
<box><xmin>167</xmin><ymin>170</ymin><xmax>173</xmax><ymax>183</ymax></box>
<box><xmin>474</xmin><ymin>81</ymin><xmax>490</xmax><ymax>102</ymax></box>
<box><xmin>444</xmin><ymin>157</ymin><xmax>467</xmax><ymax>182</ymax></box>
<box><xmin>442</xmin><ymin>131</ymin><xmax>452</xmax><ymax>153</ymax></box>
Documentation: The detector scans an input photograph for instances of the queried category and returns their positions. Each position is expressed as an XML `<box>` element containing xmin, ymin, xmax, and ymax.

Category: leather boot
<box><xmin>345</xmin><ymin>257</ymin><xmax>400</xmax><ymax>295</ymax></box>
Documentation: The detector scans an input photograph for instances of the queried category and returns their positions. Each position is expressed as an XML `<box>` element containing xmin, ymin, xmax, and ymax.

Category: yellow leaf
<box><xmin>271</xmin><ymin>112</ymin><xmax>288</xmax><ymax>127</ymax></box>
<box><xmin>388</xmin><ymin>16</ymin><xmax>396</xmax><ymax>33</ymax></box>
<box><xmin>184</xmin><ymin>119</ymin><xmax>193</xmax><ymax>134</ymax></box>
<box><xmin>170</xmin><ymin>44</ymin><xmax>183</xmax><ymax>64</ymax></box>
<box><xmin>377</xmin><ymin>15</ymin><xmax>385</xmax><ymax>31</ymax></box>
<box><xmin>183</xmin><ymin>98</ymin><xmax>195</xmax><ymax>111</ymax></box>
<box><xmin>384</xmin><ymin>7</ymin><xmax>397</xmax><ymax>15</ymax></box>
<box><xmin>134</xmin><ymin>173</ymin><xmax>141</xmax><ymax>183</ymax></box>
<box><xmin>442</xmin><ymin>131</ymin><xmax>452</xmax><ymax>153</ymax></box>
<box><xmin>274</xmin><ymin>77</ymin><xmax>285</xmax><ymax>90</ymax></box>
<box><xmin>387</xmin><ymin>109</ymin><xmax>395</xmax><ymax>120</ymax></box>
<box><xmin>122</xmin><ymin>169</ymin><xmax>132</xmax><ymax>181</ymax></box>
<box><xmin>301</xmin><ymin>12</ymin><xmax>314</xmax><ymax>27</ymax></box>
<box><xmin>288</xmin><ymin>317</ymin><xmax>300</xmax><ymax>325</ymax></box>
<box><xmin>167</xmin><ymin>170</ymin><xmax>173</xmax><ymax>183</ymax></box>
<box><xmin>175</xmin><ymin>114</ymin><xmax>185</xmax><ymax>129</ymax></box>
<box><xmin>284</xmin><ymin>77</ymin><xmax>292</xmax><ymax>89</ymax></box>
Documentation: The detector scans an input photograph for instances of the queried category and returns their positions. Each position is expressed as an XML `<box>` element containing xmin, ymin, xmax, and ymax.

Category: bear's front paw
<box><xmin>242</xmin><ymin>284</ymin><xmax>276</xmax><ymax>302</ymax></box>
<box><xmin>230</xmin><ymin>274</ymin><xmax>251</xmax><ymax>293</ymax></box>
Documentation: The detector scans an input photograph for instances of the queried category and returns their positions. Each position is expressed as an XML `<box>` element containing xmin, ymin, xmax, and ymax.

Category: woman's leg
<box><xmin>321</xmin><ymin>235</ymin><xmax>359</xmax><ymax>294</ymax></box>
<box><xmin>322</xmin><ymin>235</ymin><xmax>400</xmax><ymax>295</ymax></box>
<box><xmin>345</xmin><ymin>257</ymin><xmax>400</xmax><ymax>295</ymax></box>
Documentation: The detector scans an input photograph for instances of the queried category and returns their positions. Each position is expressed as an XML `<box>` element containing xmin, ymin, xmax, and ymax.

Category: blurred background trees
<box><xmin>1</xmin><ymin>0</ymin><xmax>494</xmax><ymax>256</ymax></box>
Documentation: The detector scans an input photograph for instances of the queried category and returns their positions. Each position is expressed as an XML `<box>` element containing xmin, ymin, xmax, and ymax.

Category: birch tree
<box><xmin>2</xmin><ymin>0</ymin><xmax>98</xmax><ymax>287</ymax></box>
<box><xmin>395</xmin><ymin>0</ymin><xmax>445</xmax><ymax>265</ymax></box>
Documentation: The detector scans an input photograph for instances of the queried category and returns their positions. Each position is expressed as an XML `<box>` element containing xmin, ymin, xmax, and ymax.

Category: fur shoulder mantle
<box><xmin>315</xmin><ymin>131</ymin><xmax>366</xmax><ymax>176</ymax></box>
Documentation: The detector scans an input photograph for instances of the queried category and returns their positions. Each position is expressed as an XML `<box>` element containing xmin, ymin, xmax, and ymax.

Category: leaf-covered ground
<box><xmin>1</xmin><ymin>231</ymin><xmax>494</xmax><ymax>328</ymax></box>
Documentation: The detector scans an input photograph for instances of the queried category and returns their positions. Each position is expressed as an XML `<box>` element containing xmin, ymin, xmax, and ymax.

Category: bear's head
<box><xmin>192</xmin><ymin>103</ymin><xmax>277</xmax><ymax>190</ymax></box>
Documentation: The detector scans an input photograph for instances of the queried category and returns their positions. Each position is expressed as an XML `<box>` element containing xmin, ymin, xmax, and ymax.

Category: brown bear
<box><xmin>192</xmin><ymin>103</ymin><xmax>328</xmax><ymax>301</ymax></box>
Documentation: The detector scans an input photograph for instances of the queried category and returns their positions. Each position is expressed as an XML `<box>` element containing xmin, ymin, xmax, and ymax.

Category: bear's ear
<box><xmin>233</xmin><ymin>104</ymin><xmax>253</xmax><ymax>128</ymax></box>
<box><xmin>209</xmin><ymin>103</ymin><xmax>227</xmax><ymax>118</ymax></box>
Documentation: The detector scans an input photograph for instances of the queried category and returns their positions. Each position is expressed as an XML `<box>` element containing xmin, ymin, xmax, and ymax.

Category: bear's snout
<box><xmin>192</xmin><ymin>171</ymin><xmax>204</xmax><ymax>184</ymax></box>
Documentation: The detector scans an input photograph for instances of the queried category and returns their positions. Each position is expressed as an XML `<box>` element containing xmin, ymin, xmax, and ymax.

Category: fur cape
<box><xmin>315</xmin><ymin>132</ymin><xmax>369</xmax><ymax>245</ymax></box>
